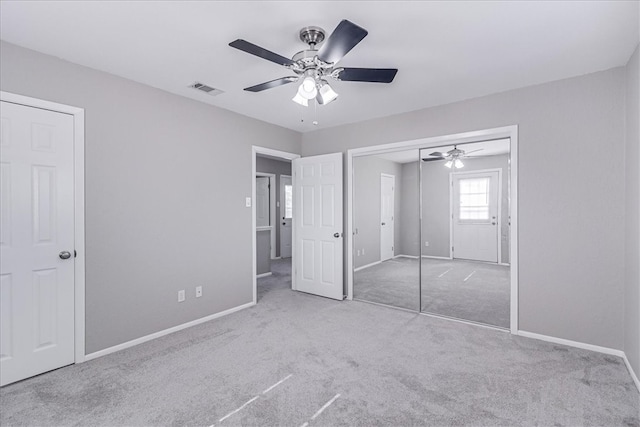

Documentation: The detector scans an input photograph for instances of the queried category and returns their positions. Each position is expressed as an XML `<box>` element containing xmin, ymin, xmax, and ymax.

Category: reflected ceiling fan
<box><xmin>422</xmin><ymin>145</ymin><xmax>484</xmax><ymax>169</ymax></box>
<box><xmin>229</xmin><ymin>20</ymin><xmax>398</xmax><ymax>106</ymax></box>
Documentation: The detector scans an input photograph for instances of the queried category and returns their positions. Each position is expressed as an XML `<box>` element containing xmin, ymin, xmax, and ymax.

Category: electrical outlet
<box><xmin>195</xmin><ymin>286</ymin><xmax>202</xmax><ymax>298</ymax></box>
<box><xmin>362</xmin><ymin>248</ymin><xmax>365</xmax><ymax>255</ymax></box>
<box><xmin>425</xmin><ymin>241</ymin><xmax>430</xmax><ymax>247</ymax></box>
<box><xmin>178</xmin><ymin>290</ymin><xmax>185</xmax><ymax>302</ymax></box>
<box><xmin>357</xmin><ymin>249</ymin><xmax>361</xmax><ymax>256</ymax></box>
<box><xmin>245</xmin><ymin>197</ymin><xmax>251</xmax><ymax>207</ymax></box>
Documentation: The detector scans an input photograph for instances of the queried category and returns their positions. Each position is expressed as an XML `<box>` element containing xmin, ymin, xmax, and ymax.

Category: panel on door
<box><xmin>380</xmin><ymin>174</ymin><xmax>395</xmax><ymax>261</ymax></box>
<box><xmin>293</xmin><ymin>153</ymin><xmax>343</xmax><ymax>300</ymax></box>
<box><xmin>280</xmin><ymin>175</ymin><xmax>292</xmax><ymax>258</ymax></box>
<box><xmin>0</xmin><ymin>101</ymin><xmax>75</xmax><ymax>386</ymax></box>
<box><xmin>452</xmin><ymin>171</ymin><xmax>500</xmax><ymax>263</ymax></box>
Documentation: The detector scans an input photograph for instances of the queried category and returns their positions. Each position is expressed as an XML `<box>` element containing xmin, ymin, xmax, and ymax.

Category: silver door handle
<box><xmin>333</xmin><ymin>233</ymin><xmax>340</xmax><ymax>238</ymax></box>
<box><xmin>59</xmin><ymin>251</ymin><xmax>72</xmax><ymax>260</ymax></box>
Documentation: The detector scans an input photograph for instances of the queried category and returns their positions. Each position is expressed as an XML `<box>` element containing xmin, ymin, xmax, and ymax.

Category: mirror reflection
<box><xmin>420</xmin><ymin>139</ymin><xmax>511</xmax><ymax>328</ymax></box>
<box><xmin>352</xmin><ymin>150</ymin><xmax>420</xmax><ymax>311</ymax></box>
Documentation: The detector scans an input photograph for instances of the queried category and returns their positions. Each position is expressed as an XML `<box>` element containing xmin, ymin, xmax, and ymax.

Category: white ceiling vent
<box><xmin>190</xmin><ymin>82</ymin><xmax>224</xmax><ymax>96</ymax></box>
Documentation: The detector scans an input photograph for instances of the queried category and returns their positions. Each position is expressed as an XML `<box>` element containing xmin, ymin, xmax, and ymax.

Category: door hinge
<box><xmin>74</xmin><ymin>250</ymin><xmax>77</xmax><ymax>258</ymax></box>
<box><xmin>452</xmin><ymin>246</ymin><xmax>454</xmax><ymax>252</ymax></box>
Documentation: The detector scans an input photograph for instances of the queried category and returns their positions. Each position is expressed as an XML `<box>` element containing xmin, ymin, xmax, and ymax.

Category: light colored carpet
<box><xmin>354</xmin><ymin>257</ymin><xmax>510</xmax><ymax>328</ymax></box>
<box><xmin>1</xmin><ymin>259</ymin><xmax>638</xmax><ymax>426</ymax></box>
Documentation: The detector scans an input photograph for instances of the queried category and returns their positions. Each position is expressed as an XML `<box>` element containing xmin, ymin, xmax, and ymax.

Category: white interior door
<box><xmin>380</xmin><ymin>174</ymin><xmax>395</xmax><ymax>261</ymax></box>
<box><xmin>280</xmin><ymin>175</ymin><xmax>292</xmax><ymax>258</ymax></box>
<box><xmin>256</xmin><ymin>176</ymin><xmax>270</xmax><ymax>228</ymax></box>
<box><xmin>293</xmin><ymin>153</ymin><xmax>343</xmax><ymax>300</ymax></box>
<box><xmin>452</xmin><ymin>170</ymin><xmax>500</xmax><ymax>263</ymax></box>
<box><xmin>1</xmin><ymin>101</ymin><xmax>75</xmax><ymax>386</ymax></box>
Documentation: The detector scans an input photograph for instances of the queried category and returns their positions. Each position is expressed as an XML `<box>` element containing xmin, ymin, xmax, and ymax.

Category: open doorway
<box><xmin>252</xmin><ymin>147</ymin><xmax>300</xmax><ymax>305</ymax></box>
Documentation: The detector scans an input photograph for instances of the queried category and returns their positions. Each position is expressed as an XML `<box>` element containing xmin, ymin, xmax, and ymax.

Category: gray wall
<box><xmin>624</xmin><ymin>45</ymin><xmax>639</xmax><ymax>379</ymax></box>
<box><xmin>353</xmin><ymin>156</ymin><xmax>403</xmax><ymax>268</ymax></box>
<box><xmin>420</xmin><ymin>155</ymin><xmax>510</xmax><ymax>264</ymax></box>
<box><xmin>0</xmin><ymin>41</ymin><xmax>301</xmax><ymax>354</ymax></box>
<box><xmin>256</xmin><ymin>156</ymin><xmax>292</xmax><ymax>258</ymax></box>
<box><xmin>256</xmin><ymin>230</ymin><xmax>271</xmax><ymax>275</ymax></box>
<box><xmin>303</xmin><ymin>67</ymin><xmax>627</xmax><ymax>350</ymax></box>
<box><xmin>398</xmin><ymin>162</ymin><xmax>420</xmax><ymax>257</ymax></box>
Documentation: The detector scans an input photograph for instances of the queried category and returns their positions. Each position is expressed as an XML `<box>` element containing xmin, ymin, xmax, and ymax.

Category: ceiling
<box><xmin>375</xmin><ymin>138</ymin><xmax>510</xmax><ymax>164</ymax></box>
<box><xmin>1</xmin><ymin>1</ymin><xmax>638</xmax><ymax>133</ymax></box>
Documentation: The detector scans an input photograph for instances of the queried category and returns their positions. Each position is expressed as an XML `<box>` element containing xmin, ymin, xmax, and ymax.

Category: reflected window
<box><xmin>459</xmin><ymin>177</ymin><xmax>490</xmax><ymax>221</ymax></box>
<box><xmin>284</xmin><ymin>184</ymin><xmax>293</xmax><ymax>219</ymax></box>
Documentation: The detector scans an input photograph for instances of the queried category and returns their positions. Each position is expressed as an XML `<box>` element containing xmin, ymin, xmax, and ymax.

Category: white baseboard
<box><xmin>84</xmin><ymin>301</ymin><xmax>255</xmax><ymax>362</ymax></box>
<box><xmin>394</xmin><ymin>254</ymin><xmax>419</xmax><ymax>259</ymax></box>
<box><xmin>256</xmin><ymin>272</ymin><xmax>272</xmax><ymax>278</ymax></box>
<box><xmin>516</xmin><ymin>329</ymin><xmax>640</xmax><ymax>393</ymax></box>
<box><xmin>354</xmin><ymin>260</ymin><xmax>381</xmax><ymax>272</ymax></box>
<box><xmin>421</xmin><ymin>255</ymin><xmax>452</xmax><ymax>260</ymax></box>
<box><xmin>516</xmin><ymin>330</ymin><xmax>625</xmax><ymax>357</ymax></box>
<box><xmin>622</xmin><ymin>353</ymin><xmax>640</xmax><ymax>393</ymax></box>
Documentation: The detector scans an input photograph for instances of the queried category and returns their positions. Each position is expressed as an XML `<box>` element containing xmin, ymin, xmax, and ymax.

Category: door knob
<box><xmin>59</xmin><ymin>251</ymin><xmax>72</xmax><ymax>260</ymax></box>
<box><xmin>282</xmin><ymin>222</ymin><xmax>286</xmax><ymax>225</ymax></box>
<box><xmin>333</xmin><ymin>233</ymin><xmax>340</xmax><ymax>238</ymax></box>
<box><xmin>381</xmin><ymin>222</ymin><xmax>386</xmax><ymax>226</ymax></box>
<box><xmin>491</xmin><ymin>222</ymin><xmax>496</xmax><ymax>225</ymax></box>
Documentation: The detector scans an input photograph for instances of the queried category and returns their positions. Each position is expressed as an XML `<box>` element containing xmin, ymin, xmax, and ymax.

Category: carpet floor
<box><xmin>1</xmin><ymin>259</ymin><xmax>638</xmax><ymax>426</ymax></box>
<box><xmin>354</xmin><ymin>257</ymin><xmax>510</xmax><ymax>328</ymax></box>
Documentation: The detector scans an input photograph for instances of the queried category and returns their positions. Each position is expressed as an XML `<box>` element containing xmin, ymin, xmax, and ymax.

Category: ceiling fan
<box><xmin>229</xmin><ymin>20</ymin><xmax>398</xmax><ymax>107</ymax></box>
<box><xmin>422</xmin><ymin>145</ymin><xmax>484</xmax><ymax>169</ymax></box>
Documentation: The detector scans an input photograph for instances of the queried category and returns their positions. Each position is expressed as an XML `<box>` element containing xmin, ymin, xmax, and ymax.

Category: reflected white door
<box><xmin>452</xmin><ymin>170</ymin><xmax>500</xmax><ymax>263</ymax></box>
<box><xmin>256</xmin><ymin>176</ymin><xmax>270</xmax><ymax>228</ymax></box>
<box><xmin>0</xmin><ymin>101</ymin><xmax>75</xmax><ymax>386</ymax></box>
<box><xmin>380</xmin><ymin>174</ymin><xmax>395</xmax><ymax>261</ymax></box>
<box><xmin>280</xmin><ymin>175</ymin><xmax>292</xmax><ymax>258</ymax></box>
<box><xmin>293</xmin><ymin>153</ymin><xmax>343</xmax><ymax>300</ymax></box>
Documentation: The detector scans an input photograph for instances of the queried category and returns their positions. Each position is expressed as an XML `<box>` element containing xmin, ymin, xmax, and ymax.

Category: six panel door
<box><xmin>0</xmin><ymin>101</ymin><xmax>75</xmax><ymax>386</ymax></box>
<box><xmin>293</xmin><ymin>153</ymin><xmax>343</xmax><ymax>300</ymax></box>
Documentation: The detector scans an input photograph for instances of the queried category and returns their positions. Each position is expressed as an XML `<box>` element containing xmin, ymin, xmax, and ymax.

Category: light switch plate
<box><xmin>245</xmin><ymin>197</ymin><xmax>251</xmax><ymax>207</ymax></box>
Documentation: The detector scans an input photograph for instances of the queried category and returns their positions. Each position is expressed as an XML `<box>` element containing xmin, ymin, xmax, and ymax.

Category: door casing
<box><xmin>0</xmin><ymin>91</ymin><xmax>86</xmax><ymax>363</ymax></box>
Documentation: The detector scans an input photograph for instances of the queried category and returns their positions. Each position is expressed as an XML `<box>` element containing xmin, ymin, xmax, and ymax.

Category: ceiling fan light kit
<box><xmin>229</xmin><ymin>19</ymin><xmax>398</xmax><ymax>109</ymax></box>
<box><xmin>423</xmin><ymin>145</ymin><xmax>487</xmax><ymax>169</ymax></box>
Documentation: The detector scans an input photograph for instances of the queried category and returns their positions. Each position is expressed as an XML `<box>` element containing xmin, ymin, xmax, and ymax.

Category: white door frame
<box><xmin>252</xmin><ymin>146</ymin><xmax>300</xmax><ymax>304</ymax></box>
<box><xmin>1</xmin><ymin>91</ymin><xmax>86</xmax><ymax>363</ymax></box>
<box><xmin>279</xmin><ymin>174</ymin><xmax>292</xmax><ymax>258</ymax></box>
<box><xmin>256</xmin><ymin>172</ymin><xmax>276</xmax><ymax>259</ymax></box>
<box><xmin>380</xmin><ymin>173</ymin><xmax>395</xmax><ymax>261</ymax></box>
<box><xmin>346</xmin><ymin>125</ymin><xmax>519</xmax><ymax>334</ymax></box>
<box><xmin>449</xmin><ymin>168</ymin><xmax>502</xmax><ymax>263</ymax></box>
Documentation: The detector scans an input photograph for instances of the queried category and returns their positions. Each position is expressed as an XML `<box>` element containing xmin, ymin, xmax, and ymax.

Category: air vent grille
<box><xmin>190</xmin><ymin>82</ymin><xmax>224</xmax><ymax>96</ymax></box>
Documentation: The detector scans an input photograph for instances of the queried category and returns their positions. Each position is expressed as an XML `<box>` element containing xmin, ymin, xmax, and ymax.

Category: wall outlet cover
<box><xmin>178</xmin><ymin>290</ymin><xmax>186</xmax><ymax>302</ymax></box>
<box><xmin>245</xmin><ymin>197</ymin><xmax>251</xmax><ymax>207</ymax></box>
<box><xmin>195</xmin><ymin>286</ymin><xmax>202</xmax><ymax>298</ymax></box>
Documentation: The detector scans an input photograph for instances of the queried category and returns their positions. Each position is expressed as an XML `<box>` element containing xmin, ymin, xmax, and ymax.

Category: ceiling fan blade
<box><xmin>317</xmin><ymin>20</ymin><xmax>368</xmax><ymax>64</ymax></box>
<box><xmin>429</xmin><ymin>151</ymin><xmax>445</xmax><ymax>157</ymax></box>
<box><xmin>244</xmin><ymin>76</ymin><xmax>299</xmax><ymax>92</ymax></box>
<box><xmin>229</xmin><ymin>39</ymin><xmax>295</xmax><ymax>67</ymax></box>
<box><xmin>421</xmin><ymin>157</ymin><xmax>445</xmax><ymax>162</ymax></box>
<box><xmin>336</xmin><ymin>68</ymin><xmax>398</xmax><ymax>83</ymax></box>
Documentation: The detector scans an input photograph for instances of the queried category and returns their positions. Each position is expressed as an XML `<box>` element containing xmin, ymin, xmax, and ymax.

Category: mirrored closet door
<box><xmin>352</xmin><ymin>150</ymin><xmax>420</xmax><ymax>311</ymax></box>
<box><xmin>420</xmin><ymin>139</ymin><xmax>511</xmax><ymax>328</ymax></box>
